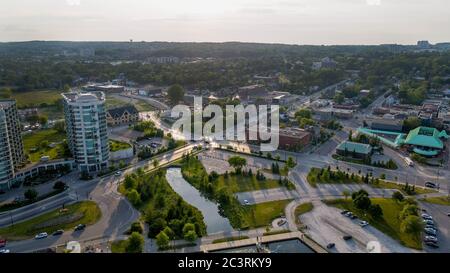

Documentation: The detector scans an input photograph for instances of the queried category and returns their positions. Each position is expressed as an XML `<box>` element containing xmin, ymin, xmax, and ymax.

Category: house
<box><xmin>106</xmin><ymin>105</ymin><xmax>139</xmax><ymax>126</ymax></box>
<box><xmin>336</xmin><ymin>141</ymin><xmax>373</xmax><ymax>160</ymax></box>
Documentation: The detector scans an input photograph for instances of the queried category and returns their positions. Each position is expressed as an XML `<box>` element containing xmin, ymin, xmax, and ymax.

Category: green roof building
<box><xmin>336</xmin><ymin>141</ymin><xmax>373</xmax><ymax>160</ymax></box>
<box><xmin>403</xmin><ymin>127</ymin><xmax>448</xmax><ymax>157</ymax></box>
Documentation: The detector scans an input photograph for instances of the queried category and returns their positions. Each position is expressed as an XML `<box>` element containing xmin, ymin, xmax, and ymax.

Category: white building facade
<box><xmin>62</xmin><ymin>92</ymin><xmax>110</xmax><ymax>173</ymax></box>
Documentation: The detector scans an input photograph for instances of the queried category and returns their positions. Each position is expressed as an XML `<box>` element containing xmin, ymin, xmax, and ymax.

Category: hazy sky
<box><xmin>1</xmin><ymin>0</ymin><xmax>449</xmax><ymax>44</ymax></box>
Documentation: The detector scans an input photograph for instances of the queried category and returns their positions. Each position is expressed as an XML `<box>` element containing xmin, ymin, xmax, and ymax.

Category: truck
<box><xmin>404</xmin><ymin>157</ymin><xmax>414</xmax><ymax>167</ymax></box>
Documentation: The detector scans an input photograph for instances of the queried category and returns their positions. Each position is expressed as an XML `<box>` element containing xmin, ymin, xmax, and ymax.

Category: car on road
<box><xmin>423</xmin><ymin>219</ymin><xmax>434</xmax><ymax>226</ymax></box>
<box><xmin>424</xmin><ymin>241</ymin><xmax>439</xmax><ymax>248</ymax></box>
<box><xmin>344</xmin><ymin>212</ymin><xmax>353</xmax><ymax>217</ymax></box>
<box><xmin>52</xmin><ymin>230</ymin><xmax>64</xmax><ymax>236</ymax></box>
<box><xmin>115</xmin><ymin>171</ymin><xmax>122</xmax><ymax>177</ymax></box>
<box><xmin>0</xmin><ymin>249</ymin><xmax>10</xmax><ymax>254</ymax></box>
<box><xmin>359</xmin><ymin>221</ymin><xmax>369</xmax><ymax>227</ymax></box>
<box><xmin>35</xmin><ymin>232</ymin><xmax>48</xmax><ymax>240</ymax></box>
<box><xmin>424</xmin><ymin>236</ymin><xmax>438</xmax><ymax>243</ymax></box>
<box><xmin>243</xmin><ymin>199</ymin><xmax>250</xmax><ymax>205</ymax></box>
<box><xmin>424</xmin><ymin>228</ymin><xmax>437</xmax><ymax>236</ymax></box>
<box><xmin>421</xmin><ymin>214</ymin><xmax>433</xmax><ymax>220</ymax></box>
<box><xmin>74</xmin><ymin>224</ymin><xmax>86</xmax><ymax>231</ymax></box>
<box><xmin>425</xmin><ymin>182</ymin><xmax>437</xmax><ymax>189</ymax></box>
<box><xmin>350</xmin><ymin>215</ymin><xmax>358</xmax><ymax>220</ymax></box>
<box><xmin>326</xmin><ymin>243</ymin><xmax>335</xmax><ymax>249</ymax></box>
<box><xmin>340</xmin><ymin>210</ymin><xmax>349</xmax><ymax>215</ymax></box>
<box><xmin>343</xmin><ymin>235</ymin><xmax>353</xmax><ymax>241</ymax></box>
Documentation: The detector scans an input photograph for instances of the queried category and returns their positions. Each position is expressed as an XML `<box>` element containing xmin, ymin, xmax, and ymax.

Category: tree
<box><xmin>127</xmin><ymin>189</ymin><xmax>141</xmax><ymax>206</ymax></box>
<box><xmin>153</xmin><ymin>159</ymin><xmax>159</xmax><ymax>168</ymax></box>
<box><xmin>392</xmin><ymin>191</ymin><xmax>404</xmax><ymax>202</ymax></box>
<box><xmin>399</xmin><ymin>204</ymin><xmax>419</xmax><ymax>220</ymax></box>
<box><xmin>156</xmin><ymin>231</ymin><xmax>170</xmax><ymax>250</ymax></box>
<box><xmin>295</xmin><ymin>108</ymin><xmax>312</xmax><ymax>119</ymax></box>
<box><xmin>353</xmin><ymin>194</ymin><xmax>371</xmax><ymax>210</ymax></box>
<box><xmin>286</xmin><ymin>156</ymin><xmax>296</xmax><ymax>168</ymax></box>
<box><xmin>342</xmin><ymin>190</ymin><xmax>351</xmax><ymax>200</ymax></box>
<box><xmin>53</xmin><ymin>120</ymin><xmax>65</xmax><ymax>133</ymax></box>
<box><xmin>130</xmin><ymin>222</ymin><xmax>144</xmax><ymax>234</ymax></box>
<box><xmin>38</xmin><ymin>115</ymin><xmax>48</xmax><ymax>126</ymax></box>
<box><xmin>368</xmin><ymin>204</ymin><xmax>383</xmax><ymax>218</ymax></box>
<box><xmin>334</xmin><ymin>93</ymin><xmax>345</xmax><ymax>104</ymax></box>
<box><xmin>228</xmin><ymin>156</ymin><xmax>247</xmax><ymax>173</ymax></box>
<box><xmin>167</xmin><ymin>84</ymin><xmax>185</xmax><ymax>104</ymax></box>
<box><xmin>125</xmin><ymin>232</ymin><xmax>144</xmax><ymax>253</ymax></box>
<box><xmin>182</xmin><ymin>223</ymin><xmax>196</xmax><ymax>235</ymax></box>
<box><xmin>24</xmin><ymin>188</ymin><xmax>38</xmax><ymax>201</ymax></box>
<box><xmin>184</xmin><ymin>230</ymin><xmax>198</xmax><ymax>242</ymax></box>
<box><xmin>403</xmin><ymin>117</ymin><xmax>421</xmax><ymax>131</ymax></box>
<box><xmin>400</xmin><ymin>215</ymin><xmax>423</xmax><ymax>236</ymax></box>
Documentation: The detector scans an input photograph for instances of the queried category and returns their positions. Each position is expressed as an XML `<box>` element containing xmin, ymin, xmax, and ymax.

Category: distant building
<box><xmin>369</xmin><ymin>118</ymin><xmax>403</xmax><ymax>132</ymax></box>
<box><xmin>0</xmin><ymin>99</ymin><xmax>26</xmax><ymax>190</ymax></box>
<box><xmin>336</xmin><ymin>141</ymin><xmax>373</xmax><ymax>160</ymax></box>
<box><xmin>417</xmin><ymin>40</ymin><xmax>432</xmax><ymax>49</ymax></box>
<box><xmin>312</xmin><ymin>57</ymin><xmax>337</xmax><ymax>70</ymax></box>
<box><xmin>315</xmin><ymin>107</ymin><xmax>353</xmax><ymax>120</ymax></box>
<box><xmin>83</xmin><ymin>84</ymin><xmax>124</xmax><ymax>93</ymax></box>
<box><xmin>237</xmin><ymin>85</ymin><xmax>269</xmax><ymax>102</ymax></box>
<box><xmin>148</xmin><ymin>56</ymin><xmax>180</xmax><ymax>64</ymax></box>
<box><xmin>62</xmin><ymin>92</ymin><xmax>109</xmax><ymax>173</ymax></box>
<box><xmin>106</xmin><ymin>105</ymin><xmax>139</xmax><ymax>126</ymax></box>
<box><xmin>137</xmin><ymin>87</ymin><xmax>163</xmax><ymax>97</ymax></box>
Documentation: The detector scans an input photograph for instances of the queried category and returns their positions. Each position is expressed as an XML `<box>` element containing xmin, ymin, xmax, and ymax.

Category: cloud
<box><xmin>66</xmin><ymin>0</ymin><xmax>81</xmax><ymax>6</ymax></box>
<box><xmin>366</xmin><ymin>0</ymin><xmax>381</xmax><ymax>6</ymax></box>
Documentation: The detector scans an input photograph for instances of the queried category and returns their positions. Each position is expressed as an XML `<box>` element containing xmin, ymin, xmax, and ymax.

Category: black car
<box><xmin>74</xmin><ymin>224</ymin><xmax>86</xmax><ymax>231</ymax></box>
<box><xmin>52</xmin><ymin>230</ymin><xmax>64</xmax><ymax>236</ymax></box>
<box><xmin>350</xmin><ymin>215</ymin><xmax>358</xmax><ymax>220</ymax></box>
<box><xmin>425</xmin><ymin>182</ymin><xmax>437</xmax><ymax>189</ymax></box>
<box><xmin>425</xmin><ymin>241</ymin><xmax>439</xmax><ymax>248</ymax></box>
<box><xmin>340</xmin><ymin>210</ymin><xmax>349</xmax><ymax>215</ymax></box>
<box><xmin>343</xmin><ymin>235</ymin><xmax>352</xmax><ymax>241</ymax></box>
<box><xmin>326</xmin><ymin>243</ymin><xmax>335</xmax><ymax>249</ymax></box>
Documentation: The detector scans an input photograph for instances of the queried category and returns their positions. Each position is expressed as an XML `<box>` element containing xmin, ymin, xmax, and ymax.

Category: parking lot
<box><xmin>299</xmin><ymin>201</ymin><xmax>417</xmax><ymax>253</ymax></box>
<box><xmin>419</xmin><ymin>201</ymin><xmax>450</xmax><ymax>253</ymax></box>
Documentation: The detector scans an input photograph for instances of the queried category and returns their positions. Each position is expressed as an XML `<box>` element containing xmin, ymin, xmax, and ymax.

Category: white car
<box><xmin>35</xmin><ymin>232</ymin><xmax>48</xmax><ymax>240</ymax></box>
<box><xmin>243</xmin><ymin>199</ymin><xmax>250</xmax><ymax>205</ymax></box>
<box><xmin>115</xmin><ymin>171</ymin><xmax>122</xmax><ymax>177</ymax></box>
<box><xmin>421</xmin><ymin>214</ymin><xmax>433</xmax><ymax>220</ymax></box>
<box><xmin>359</xmin><ymin>220</ymin><xmax>369</xmax><ymax>227</ymax></box>
<box><xmin>0</xmin><ymin>249</ymin><xmax>10</xmax><ymax>254</ymax></box>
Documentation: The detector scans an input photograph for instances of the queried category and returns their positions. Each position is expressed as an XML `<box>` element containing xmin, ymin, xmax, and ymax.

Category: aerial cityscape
<box><xmin>0</xmin><ymin>0</ymin><xmax>450</xmax><ymax>263</ymax></box>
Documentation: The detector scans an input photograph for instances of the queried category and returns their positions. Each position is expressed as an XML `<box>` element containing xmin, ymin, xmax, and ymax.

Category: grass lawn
<box><xmin>109</xmin><ymin>139</ymin><xmax>131</xmax><ymax>152</ymax></box>
<box><xmin>0</xmin><ymin>201</ymin><xmax>101</xmax><ymax>241</ymax></box>
<box><xmin>324</xmin><ymin>198</ymin><xmax>422</xmax><ymax>250</ymax></box>
<box><xmin>12</xmin><ymin>90</ymin><xmax>62</xmax><ymax>108</ymax></box>
<box><xmin>22</xmin><ymin>129</ymin><xmax>68</xmax><ymax>162</ymax></box>
<box><xmin>371</xmin><ymin>180</ymin><xmax>436</xmax><ymax>195</ymax></box>
<box><xmin>111</xmin><ymin>240</ymin><xmax>128</xmax><ymax>253</ymax></box>
<box><xmin>105</xmin><ymin>96</ymin><xmax>128</xmax><ymax>109</ymax></box>
<box><xmin>263</xmin><ymin>167</ymin><xmax>289</xmax><ymax>176</ymax></box>
<box><xmin>294</xmin><ymin>202</ymin><xmax>313</xmax><ymax>225</ymax></box>
<box><xmin>241</xmin><ymin>199</ymin><xmax>292</xmax><ymax>228</ymax></box>
<box><xmin>135</xmin><ymin>100</ymin><xmax>155</xmax><ymax>112</ymax></box>
<box><xmin>420</xmin><ymin>196</ymin><xmax>450</xmax><ymax>206</ymax></box>
<box><xmin>39</xmin><ymin>106</ymin><xmax>64</xmax><ymax>120</ymax></box>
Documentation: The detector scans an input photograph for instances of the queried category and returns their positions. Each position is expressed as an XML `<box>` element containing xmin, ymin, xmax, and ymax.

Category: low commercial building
<box><xmin>369</xmin><ymin>118</ymin><xmax>403</xmax><ymax>132</ymax></box>
<box><xmin>402</xmin><ymin>126</ymin><xmax>448</xmax><ymax>157</ymax></box>
<box><xmin>315</xmin><ymin>108</ymin><xmax>353</xmax><ymax>121</ymax></box>
<box><xmin>278</xmin><ymin>128</ymin><xmax>312</xmax><ymax>150</ymax></box>
<box><xmin>336</xmin><ymin>141</ymin><xmax>373</xmax><ymax>160</ymax></box>
<box><xmin>237</xmin><ymin>85</ymin><xmax>269</xmax><ymax>102</ymax></box>
<box><xmin>106</xmin><ymin>105</ymin><xmax>139</xmax><ymax>126</ymax></box>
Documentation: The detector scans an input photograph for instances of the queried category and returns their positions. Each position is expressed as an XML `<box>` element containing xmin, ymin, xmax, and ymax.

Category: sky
<box><xmin>1</xmin><ymin>0</ymin><xmax>449</xmax><ymax>45</ymax></box>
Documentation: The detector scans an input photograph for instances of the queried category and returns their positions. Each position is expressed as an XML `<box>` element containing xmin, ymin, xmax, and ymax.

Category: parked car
<box><xmin>423</xmin><ymin>219</ymin><xmax>434</xmax><ymax>226</ymax></box>
<box><xmin>424</xmin><ymin>228</ymin><xmax>437</xmax><ymax>236</ymax></box>
<box><xmin>0</xmin><ymin>239</ymin><xmax>6</xmax><ymax>248</ymax></box>
<box><xmin>35</xmin><ymin>232</ymin><xmax>48</xmax><ymax>240</ymax></box>
<box><xmin>243</xmin><ymin>199</ymin><xmax>250</xmax><ymax>205</ymax></box>
<box><xmin>340</xmin><ymin>210</ymin><xmax>349</xmax><ymax>215</ymax></box>
<box><xmin>115</xmin><ymin>171</ymin><xmax>122</xmax><ymax>177</ymax></box>
<box><xmin>425</xmin><ymin>225</ymin><xmax>437</xmax><ymax>231</ymax></box>
<box><xmin>0</xmin><ymin>249</ymin><xmax>10</xmax><ymax>254</ymax></box>
<box><xmin>344</xmin><ymin>212</ymin><xmax>353</xmax><ymax>217</ymax></box>
<box><xmin>421</xmin><ymin>214</ymin><xmax>433</xmax><ymax>220</ymax></box>
<box><xmin>52</xmin><ymin>230</ymin><xmax>64</xmax><ymax>236</ymax></box>
<box><xmin>326</xmin><ymin>243</ymin><xmax>335</xmax><ymax>249</ymax></box>
<box><xmin>424</xmin><ymin>241</ymin><xmax>439</xmax><ymax>248</ymax></box>
<box><xmin>350</xmin><ymin>215</ymin><xmax>358</xmax><ymax>220</ymax></box>
<box><xmin>425</xmin><ymin>182</ymin><xmax>437</xmax><ymax>188</ymax></box>
<box><xmin>359</xmin><ymin>221</ymin><xmax>369</xmax><ymax>227</ymax></box>
<box><xmin>424</xmin><ymin>236</ymin><xmax>438</xmax><ymax>243</ymax></box>
<box><xmin>343</xmin><ymin>235</ymin><xmax>353</xmax><ymax>240</ymax></box>
<box><xmin>74</xmin><ymin>224</ymin><xmax>86</xmax><ymax>231</ymax></box>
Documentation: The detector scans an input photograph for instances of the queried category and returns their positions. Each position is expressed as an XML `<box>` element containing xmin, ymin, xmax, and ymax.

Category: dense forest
<box><xmin>0</xmin><ymin>42</ymin><xmax>449</xmax><ymax>95</ymax></box>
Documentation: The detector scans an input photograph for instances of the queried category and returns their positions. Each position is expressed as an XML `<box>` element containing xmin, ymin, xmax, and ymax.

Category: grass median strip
<box><xmin>0</xmin><ymin>201</ymin><xmax>102</xmax><ymax>241</ymax></box>
<box><xmin>420</xmin><ymin>196</ymin><xmax>450</xmax><ymax>206</ymax></box>
<box><xmin>294</xmin><ymin>202</ymin><xmax>313</xmax><ymax>225</ymax></box>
